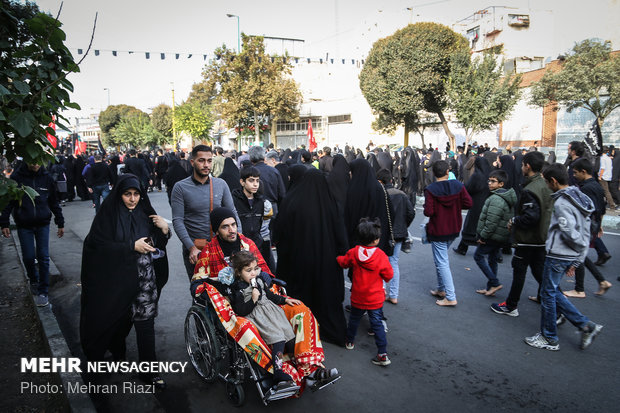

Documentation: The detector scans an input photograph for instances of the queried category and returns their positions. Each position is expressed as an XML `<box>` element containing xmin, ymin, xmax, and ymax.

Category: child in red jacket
<box><xmin>337</xmin><ymin>218</ymin><xmax>393</xmax><ymax>366</ymax></box>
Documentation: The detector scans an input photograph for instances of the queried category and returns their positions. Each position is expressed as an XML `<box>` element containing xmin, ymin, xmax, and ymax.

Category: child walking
<box><xmin>337</xmin><ymin>218</ymin><xmax>394</xmax><ymax>366</ymax></box>
<box><xmin>474</xmin><ymin>170</ymin><xmax>516</xmax><ymax>296</ymax></box>
<box><xmin>229</xmin><ymin>251</ymin><xmax>301</xmax><ymax>385</ymax></box>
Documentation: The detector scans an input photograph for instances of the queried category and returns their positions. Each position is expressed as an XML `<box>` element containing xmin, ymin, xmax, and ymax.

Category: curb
<box><xmin>12</xmin><ymin>229</ymin><xmax>96</xmax><ymax>413</ymax></box>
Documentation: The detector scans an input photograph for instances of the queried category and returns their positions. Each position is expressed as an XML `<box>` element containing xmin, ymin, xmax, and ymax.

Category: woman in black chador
<box><xmin>80</xmin><ymin>174</ymin><xmax>170</xmax><ymax>389</ymax></box>
<box><xmin>453</xmin><ymin>156</ymin><xmax>491</xmax><ymax>255</ymax></box>
<box><xmin>273</xmin><ymin>168</ymin><xmax>348</xmax><ymax>346</ymax></box>
<box><xmin>345</xmin><ymin>159</ymin><xmax>394</xmax><ymax>256</ymax></box>
<box><xmin>218</xmin><ymin>156</ymin><xmax>241</xmax><ymax>193</ymax></box>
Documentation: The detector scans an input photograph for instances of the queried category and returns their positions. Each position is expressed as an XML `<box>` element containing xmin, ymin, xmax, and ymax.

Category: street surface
<box><xmin>45</xmin><ymin>191</ymin><xmax>620</xmax><ymax>412</ymax></box>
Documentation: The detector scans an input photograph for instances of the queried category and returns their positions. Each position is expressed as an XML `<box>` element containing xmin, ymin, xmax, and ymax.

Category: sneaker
<box><xmin>345</xmin><ymin>342</ymin><xmax>354</xmax><ymax>350</ymax></box>
<box><xmin>35</xmin><ymin>294</ymin><xmax>49</xmax><ymax>307</ymax></box>
<box><xmin>580</xmin><ymin>323</ymin><xmax>603</xmax><ymax>350</ymax></box>
<box><xmin>371</xmin><ymin>353</ymin><xmax>391</xmax><ymax>366</ymax></box>
<box><xmin>490</xmin><ymin>302</ymin><xmax>519</xmax><ymax>317</ymax></box>
<box><xmin>524</xmin><ymin>332</ymin><xmax>559</xmax><ymax>351</ymax></box>
<box><xmin>556</xmin><ymin>314</ymin><xmax>567</xmax><ymax>326</ymax></box>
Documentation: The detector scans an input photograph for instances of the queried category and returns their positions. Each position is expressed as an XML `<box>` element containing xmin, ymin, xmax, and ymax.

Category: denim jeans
<box><xmin>92</xmin><ymin>184</ymin><xmax>110</xmax><ymax>213</ymax></box>
<box><xmin>474</xmin><ymin>244</ymin><xmax>501</xmax><ymax>289</ymax></box>
<box><xmin>386</xmin><ymin>241</ymin><xmax>402</xmax><ymax>299</ymax></box>
<box><xmin>346</xmin><ymin>306</ymin><xmax>387</xmax><ymax>354</ymax></box>
<box><xmin>431</xmin><ymin>240</ymin><xmax>456</xmax><ymax>301</ymax></box>
<box><xmin>17</xmin><ymin>225</ymin><xmax>50</xmax><ymax>296</ymax></box>
<box><xmin>540</xmin><ymin>257</ymin><xmax>589</xmax><ymax>342</ymax></box>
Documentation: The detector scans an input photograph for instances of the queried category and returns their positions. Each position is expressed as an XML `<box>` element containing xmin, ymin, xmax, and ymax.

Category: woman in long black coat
<box><xmin>80</xmin><ymin>174</ymin><xmax>169</xmax><ymax>387</ymax></box>
<box><xmin>454</xmin><ymin>156</ymin><xmax>490</xmax><ymax>255</ymax></box>
<box><xmin>273</xmin><ymin>169</ymin><xmax>348</xmax><ymax>346</ymax></box>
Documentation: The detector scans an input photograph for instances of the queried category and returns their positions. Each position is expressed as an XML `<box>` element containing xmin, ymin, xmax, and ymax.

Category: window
<box><xmin>508</xmin><ymin>14</ymin><xmax>530</xmax><ymax>27</ymax></box>
<box><xmin>466</xmin><ymin>27</ymin><xmax>480</xmax><ymax>48</ymax></box>
<box><xmin>328</xmin><ymin>114</ymin><xmax>352</xmax><ymax>124</ymax></box>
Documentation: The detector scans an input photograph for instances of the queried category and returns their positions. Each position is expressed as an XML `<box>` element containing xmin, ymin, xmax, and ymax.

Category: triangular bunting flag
<box><xmin>112</xmin><ymin>51</ymin><xmax>117</xmax><ymax>56</ymax></box>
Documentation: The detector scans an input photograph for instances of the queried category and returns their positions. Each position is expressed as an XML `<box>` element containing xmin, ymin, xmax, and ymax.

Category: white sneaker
<box><xmin>524</xmin><ymin>332</ymin><xmax>559</xmax><ymax>351</ymax></box>
<box><xmin>35</xmin><ymin>295</ymin><xmax>49</xmax><ymax>307</ymax></box>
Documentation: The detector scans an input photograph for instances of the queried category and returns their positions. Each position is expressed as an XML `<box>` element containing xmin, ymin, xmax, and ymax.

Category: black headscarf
<box><xmin>366</xmin><ymin>153</ymin><xmax>381</xmax><ymax>173</ymax></box>
<box><xmin>218</xmin><ymin>157</ymin><xmax>241</xmax><ymax>192</ymax></box>
<box><xmin>401</xmin><ymin>147</ymin><xmax>419</xmax><ymax>205</ymax></box>
<box><xmin>498</xmin><ymin>154</ymin><xmax>517</xmax><ymax>191</ymax></box>
<box><xmin>326</xmin><ymin>154</ymin><xmax>350</xmax><ymax>219</ymax></box>
<box><xmin>287</xmin><ymin>164</ymin><xmax>308</xmax><ymax>192</ymax></box>
<box><xmin>80</xmin><ymin>174</ymin><xmax>169</xmax><ymax>361</ymax></box>
<box><xmin>376</xmin><ymin>151</ymin><xmax>393</xmax><ymax>171</ymax></box>
<box><xmin>344</xmin><ymin>159</ymin><xmax>393</xmax><ymax>255</ymax></box>
<box><xmin>273</xmin><ymin>168</ymin><xmax>348</xmax><ymax>346</ymax></box>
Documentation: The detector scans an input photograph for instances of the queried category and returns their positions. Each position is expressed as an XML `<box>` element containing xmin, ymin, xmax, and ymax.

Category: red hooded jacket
<box><xmin>337</xmin><ymin>246</ymin><xmax>393</xmax><ymax>310</ymax></box>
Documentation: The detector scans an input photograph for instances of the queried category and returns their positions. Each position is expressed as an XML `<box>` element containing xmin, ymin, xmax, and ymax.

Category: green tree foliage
<box><xmin>114</xmin><ymin>115</ymin><xmax>165</xmax><ymax>149</ymax></box>
<box><xmin>174</xmin><ymin>101</ymin><xmax>213</xmax><ymax>143</ymax></box>
<box><xmin>98</xmin><ymin>104</ymin><xmax>148</xmax><ymax>147</ymax></box>
<box><xmin>530</xmin><ymin>39</ymin><xmax>620</xmax><ymax>128</ymax></box>
<box><xmin>0</xmin><ymin>0</ymin><xmax>80</xmax><ymax>209</ymax></box>
<box><xmin>151</xmin><ymin>103</ymin><xmax>173</xmax><ymax>138</ymax></box>
<box><xmin>360</xmin><ymin>22</ymin><xmax>469</xmax><ymax>149</ymax></box>
<box><xmin>447</xmin><ymin>51</ymin><xmax>522</xmax><ymax>146</ymax></box>
<box><xmin>196</xmin><ymin>34</ymin><xmax>302</xmax><ymax>144</ymax></box>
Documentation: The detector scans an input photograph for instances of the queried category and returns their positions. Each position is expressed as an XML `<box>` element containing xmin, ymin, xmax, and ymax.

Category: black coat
<box><xmin>461</xmin><ymin>157</ymin><xmax>490</xmax><ymax>244</ymax></box>
<box><xmin>231</xmin><ymin>188</ymin><xmax>265</xmax><ymax>248</ymax></box>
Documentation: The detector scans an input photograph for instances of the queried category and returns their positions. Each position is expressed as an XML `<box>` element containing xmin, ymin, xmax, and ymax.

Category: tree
<box><xmin>174</xmin><ymin>101</ymin><xmax>213</xmax><ymax>144</ymax></box>
<box><xmin>371</xmin><ymin>111</ymin><xmax>440</xmax><ymax>148</ymax></box>
<box><xmin>530</xmin><ymin>39</ymin><xmax>620</xmax><ymax>129</ymax></box>
<box><xmin>114</xmin><ymin>115</ymin><xmax>165</xmax><ymax>149</ymax></box>
<box><xmin>1</xmin><ymin>0</ymin><xmax>81</xmax><ymax>209</ymax></box>
<box><xmin>447</xmin><ymin>51</ymin><xmax>522</xmax><ymax>147</ymax></box>
<box><xmin>151</xmin><ymin>103</ymin><xmax>173</xmax><ymax>138</ymax></box>
<box><xmin>98</xmin><ymin>104</ymin><xmax>148</xmax><ymax>147</ymax></box>
<box><xmin>196</xmin><ymin>34</ymin><xmax>302</xmax><ymax>145</ymax></box>
<box><xmin>360</xmin><ymin>22</ymin><xmax>469</xmax><ymax>150</ymax></box>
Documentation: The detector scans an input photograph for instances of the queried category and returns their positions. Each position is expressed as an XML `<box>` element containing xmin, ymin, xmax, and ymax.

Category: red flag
<box><xmin>46</xmin><ymin>117</ymin><xmax>57</xmax><ymax>149</ymax></box>
<box><xmin>74</xmin><ymin>135</ymin><xmax>87</xmax><ymax>156</ymax></box>
<box><xmin>307</xmin><ymin>119</ymin><xmax>317</xmax><ymax>152</ymax></box>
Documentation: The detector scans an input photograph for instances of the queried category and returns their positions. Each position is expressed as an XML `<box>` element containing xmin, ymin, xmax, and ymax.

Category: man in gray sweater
<box><xmin>171</xmin><ymin>145</ymin><xmax>241</xmax><ymax>279</ymax></box>
<box><xmin>524</xmin><ymin>163</ymin><xmax>602</xmax><ymax>351</ymax></box>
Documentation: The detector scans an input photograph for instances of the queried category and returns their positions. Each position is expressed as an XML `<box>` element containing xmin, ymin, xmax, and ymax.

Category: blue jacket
<box><xmin>1</xmin><ymin>163</ymin><xmax>64</xmax><ymax>229</ymax></box>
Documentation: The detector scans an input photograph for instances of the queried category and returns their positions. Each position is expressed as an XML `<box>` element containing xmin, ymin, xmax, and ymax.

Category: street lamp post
<box><xmin>226</xmin><ymin>13</ymin><xmax>240</xmax><ymax>53</ymax></box>
<box><xmin>171</xmin><ymin>82</ymin><xmax>177</xmax><ymax>150</ymax></box>
<box><xmin>103</xmin><ymin>87</ymin><xmax>110</xmax><ymax>107</ymax></box>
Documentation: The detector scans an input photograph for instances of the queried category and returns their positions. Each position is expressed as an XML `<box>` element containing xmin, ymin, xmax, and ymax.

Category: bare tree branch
<box><xmin>77</xmin><ymin>12</ymin><xmax>98</xmax><ymax>66</ymax></box>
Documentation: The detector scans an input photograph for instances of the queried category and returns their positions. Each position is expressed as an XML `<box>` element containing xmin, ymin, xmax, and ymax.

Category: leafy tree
<box><xmin>530</xmin><ymin>39</ymin><xmax>620</xmax><ymax>128</ymax></box>
<box><xmin>98</xmin><ymin>104</ymin><xmax>148</xmax><ymax>147</ymax></box>
<box><xmin>151</xmin><ymin>103</ymin><xmax>173</xmax><ymax>138</ymax></box>
<box><xmin>114</xmin><ymin>115</ymin><xmax>165</xmax><ymax>149</ymax></box>
<box><xmin>174</xmin><ymin>101</ymin><xmax>213</xmax><ymax>144</ymax></box>
<box><xmin>1</xmin><ymin>0</ymin><xmax>80</xmax><ymax>209</ymax></box>
<box><xmin>197</xmin><ymin>34</ymin><xmax>302</xmax><ymax>145</ymax></box>
<box><xmin>447</xmin><ymin>51</ymin><xmax>522</xmax><ymax>147</ymax></box>
<box><xmin>371</xmin><ymin>111</ymin><xmax>440</xmax><ymax>148</ymax></box>
<box><xmin>360</xmin><ymin>22</ymin><xmax>469</xmax><ymax>150</ymax></box>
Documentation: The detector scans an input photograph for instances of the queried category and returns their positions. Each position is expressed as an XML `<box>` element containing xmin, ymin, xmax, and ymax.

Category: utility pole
<box><xmin>171</xmin><ymin>82</ymin><xmax>177</xmax><ymax>150</ymax></box>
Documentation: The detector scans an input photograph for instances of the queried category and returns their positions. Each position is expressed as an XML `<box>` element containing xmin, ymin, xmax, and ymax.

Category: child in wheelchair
<box><xmin>228</xmin><ymin>250</ymin><xmax>303</xmax><ymax>391</ymax></box>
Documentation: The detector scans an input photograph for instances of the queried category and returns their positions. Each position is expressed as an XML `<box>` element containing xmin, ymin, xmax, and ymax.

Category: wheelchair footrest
<box><xmin>263</xmin><ymin>381</ymin><xmax>300</xmax><ymax>403</ymax></box>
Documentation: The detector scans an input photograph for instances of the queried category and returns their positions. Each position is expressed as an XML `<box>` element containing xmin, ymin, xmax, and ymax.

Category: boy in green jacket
<box><xmin>474</xmin><ymin>170</ymin><xmax>517</xmax><ymax>296</ymax></box>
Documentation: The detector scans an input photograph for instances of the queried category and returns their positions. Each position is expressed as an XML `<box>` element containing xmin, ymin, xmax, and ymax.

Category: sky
<box><xmin>30</xmin><ymin>0</ymin><xmax>619</xmax><ymax>124</ymax></box>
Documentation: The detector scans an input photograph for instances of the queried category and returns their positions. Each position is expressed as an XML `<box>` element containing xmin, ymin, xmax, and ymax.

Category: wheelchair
<box><xmin>184</xmin><ymin>280</ymin><xmax>303</xmax><ymax>406</ymax></box>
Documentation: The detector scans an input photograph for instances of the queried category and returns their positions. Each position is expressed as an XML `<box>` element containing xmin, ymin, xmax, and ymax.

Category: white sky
<box><xmin>31</xmin><ymin>0</ymin><xmax>619</xmax><ymax>123</ymax></box>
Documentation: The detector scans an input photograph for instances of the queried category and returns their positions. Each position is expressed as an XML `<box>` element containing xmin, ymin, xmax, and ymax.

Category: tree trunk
<box><xmin>271</xmin><ymin>119</ymin><xmax>277</xmax><ymax>149</ymax></box>
<box><xmin>254</xmin><ymin>110</ymin><xmax>261</xmax><ymax>145</ymax></box>
<box><xmin>419</xmin><ymin>132</ymin><xmax>425</xmax><ymax>149</ymax></box>
<box><xmin>404</xmin><ymin>123</ymin><xmax>410</xmax><ymax>147</ymax></box>
<box><xmin>436</xmin><ymin>110</ymin><xmax>456</xmax><ymax>151</ymax></box>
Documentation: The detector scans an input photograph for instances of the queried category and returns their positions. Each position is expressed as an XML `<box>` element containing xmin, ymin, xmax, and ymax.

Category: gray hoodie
<box><xmin>545</xmin><ymin>186</ymin><xmax>594</xmax><ymax>263</ymax></box>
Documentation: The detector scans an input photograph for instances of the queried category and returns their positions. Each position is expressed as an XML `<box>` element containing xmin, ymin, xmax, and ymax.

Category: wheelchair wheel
<box><xmin>185</xmin><ymin>305</ymin><xmax>220</xmax><ymax>383</ymax></box>
<box><xmin>226</xmin><ymin>381</ymin><xmax>245</xmax><ymax>407</ymax></box>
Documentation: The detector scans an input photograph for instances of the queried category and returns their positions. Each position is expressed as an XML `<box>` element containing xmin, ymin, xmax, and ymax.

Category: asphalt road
<box><xmin>45</xmin><ymin>190</ymin><xmax>620</xmax><ymax>412</ymax></box>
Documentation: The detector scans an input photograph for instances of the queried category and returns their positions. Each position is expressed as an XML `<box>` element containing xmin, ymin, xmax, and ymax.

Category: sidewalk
<box><xmin>0</xmin><ymin>228</ymin><xmax>95</xmax><ymax>412</ymax></box>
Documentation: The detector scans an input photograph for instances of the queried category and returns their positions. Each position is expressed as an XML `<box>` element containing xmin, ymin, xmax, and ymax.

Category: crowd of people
<box><xmin>2</xmin><ymin>138</ymin><xmax>619</xmax><ymax>391</ymax></box>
